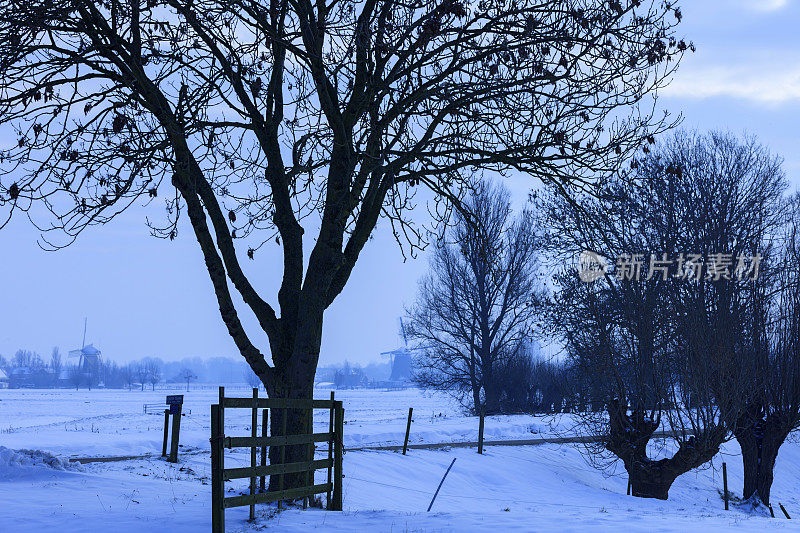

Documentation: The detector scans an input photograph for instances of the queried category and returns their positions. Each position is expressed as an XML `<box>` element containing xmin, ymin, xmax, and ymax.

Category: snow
<box><xmin>2</xmin><ymin>387</ymin><xmax>800</xmax><ymax>531</ymax></box>
<box><xmin>0</xmin><ymin>446</ymin><xmax>84</xmax><ymax>480</ymax></box>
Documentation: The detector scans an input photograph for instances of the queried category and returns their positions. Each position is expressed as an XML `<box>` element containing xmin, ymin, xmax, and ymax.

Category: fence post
<box><xmin>478</xmin><ymin>406</ymin><xmax>485</xmax><ymax>454</ymax></box>
<box><xmin>333</xmin><ymin>401</ymin><xmax>344</xmax><ymax>511</ymax></box>
<box><xmin>168</xmin><ymin>404</ymin><xmax>182</xmax><ymax>463</ymax></box>
<box><xmin>303</xmin><ymin>405</ymin><xmax>310</xmax><ymax>510</ymax></box>
<box><xmin>249</xmin><ymin>388</ymin><xmax>258</xmax><ymax>520</ymax></box>
<box><xmin>403</xmin><ymin>407</ymin><xmax>413</xmax><ymax>455</ymax></box>
<box><xmin>279</xmin><ymin>406</ymin><xmax>286</xmax><ymax>509</ymax></box>
<box><xmin>260</xmin><ymin>408</ymin><xmax>268</xmax><ymax>492</ymax></box>
<box><xmin>327</xmin><ymin>391</ymin><xmax>334</xmax><ymax>508</ymax></box>
<box><xmin>627</xmin><ymin>476</ymin><xmax>631</xmax><ymax>496</ymax></box>
<box><xmin>218</xmin><ymin>386</ymin><xmax>225</xmax><ymax>449</ymax></box>
<box><xmin>427</xmin><ymin>458</ymin><xmax>457</xmax><ymax>512</ymax></box>
<box><xmin>161</xmin><ymin>409</ymin><xmax>169</xmax><ymax>458</ymax></box>
<box><xmin>722</xmin><ymin>462</ymin><xmax>729</xmax><ymax>510</ymax></box>
<box><xmin>780</xmin><ymin>503</ymin><xmax>791</xmax><ymax>519</ymax></box>
<box><xmin>211</xmin><ymin>404</ymin><xmax>224</xmax><ymax>533</ymax></box>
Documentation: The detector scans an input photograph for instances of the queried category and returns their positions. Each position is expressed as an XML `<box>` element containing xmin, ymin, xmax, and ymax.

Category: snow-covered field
<box><xmin>2</xmin><ymin>387</ymin><xmax>800</xmax><ymax>532</ymax></box>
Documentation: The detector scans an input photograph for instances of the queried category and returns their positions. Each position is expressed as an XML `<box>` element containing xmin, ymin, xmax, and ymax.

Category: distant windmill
<box><xmin>68</xmin><ymin>318</ymin><xmax>102</xmax><ymax>375</ymax></box>
<box><xmin>380</xmin><ymin>318</ymin><xmax>415</xmax><ymax>382</ymax></box>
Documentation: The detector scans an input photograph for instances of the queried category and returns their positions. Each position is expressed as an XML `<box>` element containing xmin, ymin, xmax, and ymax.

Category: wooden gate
<box><xmin>210</xmin><ymin>387</ymin><xmax>343</xmax><ymax>532</ymax></box>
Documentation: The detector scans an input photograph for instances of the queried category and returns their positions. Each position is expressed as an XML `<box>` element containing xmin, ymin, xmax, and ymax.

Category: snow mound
<box><xmin>0</xmin><ymin>446</ymin><xmax>83</xmax><ymax>479</ymax></box>
<box><xmin>734</xmin><ymin>494</ymin><xmax>772</xmax><ymax>517</ymax></box>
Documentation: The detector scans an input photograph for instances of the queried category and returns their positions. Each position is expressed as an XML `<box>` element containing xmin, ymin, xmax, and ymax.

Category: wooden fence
<box><xmin>210</xmin><ymin>387</ymin><xmax>343</xmax><ymax>532</ymax></box>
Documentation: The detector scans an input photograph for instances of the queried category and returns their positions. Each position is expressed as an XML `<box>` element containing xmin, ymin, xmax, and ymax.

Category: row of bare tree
<box><xmin>408</xmin><ymin>131</ymin><xmax>800</xmax><ymax>507</ymax></box>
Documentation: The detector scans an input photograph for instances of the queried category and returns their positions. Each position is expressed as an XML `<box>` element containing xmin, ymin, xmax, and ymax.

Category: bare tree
<box><xmin>732</xmin><ymin>193</ymin><xmax>800</xmax><ymax>506</ymax></box>
<box><xmin>68</xmin><ymin>364</ymin><xmax>83</xmax><ymax>390</ymax></box>
<box><xmin>244</xmin><ymin>366</ymin><xmax>262</xmax><ymax>389</ymax></box>
<box><xmin>0</xmin><ymin>0</ymin><xmax>688</xmax><ymax>486</ymax></box>
<box><xmin>50</xmin><ymin>347</ymin><xmax>62</xmax><ymax>384</ymax></box>
<box><xmin>546</xmin><ymin>131</ymin><xmax>785</xmax><ymax>499</ymax></box>
<box><xmin>122</xmin><ymin>364</ymin><xmax>136</xmax><ymax>391</ymax></box>
<box><xmin>134</xmin><ymin>362</ymin><xmax>149</xmax><ymax>391</ymax></box>
<box><xmin>143</xmin><ymin>358</ymin><xmax>162</xmax><ymax>391</ymax></box>
<box><xmin>179</xmin><ymin>368</ymin><xmax>197</xmax><ymax>391</ymax></box>
<box><xmin>408</xmin><ymin>181</ymin><xmax>541</xmax><ymax>414</ymax></box>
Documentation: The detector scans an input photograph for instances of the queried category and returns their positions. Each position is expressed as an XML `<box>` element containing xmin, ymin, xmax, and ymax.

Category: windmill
<box><xmin>380</xmin><ymin>318</ymin><xmax>415</xmax><ymax>382</ymax></box>
<box><xmin>68</xmin><ymin>318</ymin><xmax>102</xmax><ymax>377</ymax></box>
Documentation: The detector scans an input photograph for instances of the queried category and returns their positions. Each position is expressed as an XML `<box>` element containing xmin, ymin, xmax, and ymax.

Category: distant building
<box><xmin>9</xmin><ymin>367</ymin><xmax>33</xmax><ymax>388</ymax></box>
<box><xmin>69</xmin><ymin>344</ymin><xmax>102</xmax><ymax>376</ymax></box>
<box><xmin>68</xmin><ymin>318</ymin><xmax>103</xmax><ymax>386</ymax></box>
<box><xmin>389</xmin><ymin>350</ymin><xmax>413</xmax><ymax>382</ymax></box>
<box><xmin>380</xmin><ymin>319</ymin><xmax>415</xmax><ymax>386</ymax></box>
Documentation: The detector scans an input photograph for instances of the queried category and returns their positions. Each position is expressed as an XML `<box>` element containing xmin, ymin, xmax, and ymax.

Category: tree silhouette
<box><xmin>0</xmin><ymin>0</ymin><xmax>688</xmax><ymax>486</ymax></box>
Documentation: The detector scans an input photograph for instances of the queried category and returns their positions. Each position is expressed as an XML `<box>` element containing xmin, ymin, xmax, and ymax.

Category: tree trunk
<box><xmin>756</xmin><ymin>440</ymin><xmax>780</xmax><ymax>505</ymax></box>
<box><xmin>471</xmin><ymin>382</ymin><xmax>481</xmax><ymax>415</ymax></box>
<box><xmin>628</xmin><ymin>461</ymin><xmax>676</xmax><ymax>500</ymax></box>
<box><xmin>483</xmin><ymin>378</ymin><xmax>501</xmax><ymax>415</ymax></box>
<box><xmin>264</xmin><ymin>308</ymin><xmax>323</xmax><ymax>493</ymax></box>
<box><xmin>266</xmin><ymin>366</ymin><xmax>316</xmax><ymax>492</ymax></box>
<box><xmin>735</xmin><ymin>420</ymin><xmax>787</xmax><ymax>506</ymax></box>
<box><xmin>737</xmin><ymin>430</ymin><xmax>759</xmax><ymax>502</ymax></box>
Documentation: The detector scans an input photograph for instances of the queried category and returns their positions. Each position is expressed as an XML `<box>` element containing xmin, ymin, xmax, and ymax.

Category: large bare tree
<box><xmin>733</xmin><ymin>193</ymin><xmax>800</xmax><ymax>507</ymax></box>
<box><xmin>546</xmin><ymin>131</ymin><xmax>784</xmax><ymax>499</ymax></box>
<box><xmin>0</xmin><ymin>0</ymin><xmax>686</xmax><ymax>485</ymax></box>
<box><xmin>407</xmin><ymin>181</ymin><xmax>540</xmax><ymax>414</ymax></box>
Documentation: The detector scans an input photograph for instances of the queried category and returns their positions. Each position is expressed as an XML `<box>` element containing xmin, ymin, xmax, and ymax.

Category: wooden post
<box><xmin>780</xmin><ymin>503</ymin><xmax>791</xmax><ymax>519</ymax></box>
<box><xmin>770</xmin><ymin>504</ymin><xmax>776</xmax><ymax>518</ymax></box>
<box><xmin>478</xmin><ymin>405</ymin><xmax>485</xmax><ymax>454</ymax></box>
<box><xmin>260</xmin><ymin>408</ymin><xmax>268</xmax><ymax>492</ymax></box>
<box><xmin>219</xmin><ymin>386</ymin><xmax>225</xmax><ymax>446</ymax></box>
<box><xmin>427</xmin><ymin>458</ymin><xmax>457</xmax><ymax>512</ymax></box>
<box><xmin>327</xmin><ymin>391</ymin><xmax>334</xmax><ymax>508</ymax></box>
<box><xmin>168</xmin><ymin>404</ymin><xmax>182</xmax><ymax>463</ymax></box>
<box><xmin>211</xmin><ymin>404</ymin><xmax>224</xmax><ymax>533</ymax></box>
<box><xmin>403</xmin><ymin>407</ymin><xmax>413</xmax><ymax>455</ymax></box>
<box><xmin>161</xmin><ymin>409</ymin><xmax>169</xmax><ymax>458</ymax></box>
<box><xmin>278</xmin><ymin>406</ymin><xmax>286</xmax><ymax>509</ymax></box>
<box><xmin>303</xmin><ymin>406</ymin><xmax>310</xmax><ymax>510</ymax></box>
<box><xmin>249</xmin><ymin>388</ymin><xmax>258</xmax><ymax>520</ymax></box>
<box><xmin>333</xmin><ymin>402</ymin><xmax>344</xmax><ymax>511</ymax></box>
<box><xmin>722</xmin><ymin>462</ymin><xmax>729</xmax><ymax>510</ymax></box>
<box><xmin>627</xmin><ymin>476</ymin><xmax>631</xmax><ymax>496</ymax></box>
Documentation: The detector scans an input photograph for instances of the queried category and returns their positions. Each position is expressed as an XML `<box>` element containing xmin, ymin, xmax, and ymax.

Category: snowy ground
<box><xmin>2</xmin><ymin>387</ymin><xmax>800</xmax><ymax>531</ymax></box>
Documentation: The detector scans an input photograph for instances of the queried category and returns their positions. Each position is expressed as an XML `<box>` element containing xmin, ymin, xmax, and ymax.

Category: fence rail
<box><xmin>211</xmin><ymin>387</ymin><xmax>343</xmax><ymax>533</ymax></box>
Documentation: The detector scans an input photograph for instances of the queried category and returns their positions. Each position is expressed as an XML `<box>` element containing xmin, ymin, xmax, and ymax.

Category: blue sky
<box><xmin>0</xmin><ymin>0</ymin><xmax>798</xmax><ymax>367</ymax></box>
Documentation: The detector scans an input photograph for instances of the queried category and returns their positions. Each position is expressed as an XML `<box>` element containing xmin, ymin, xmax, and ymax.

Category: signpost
<box><xmin>162</xmin><ymin>395</ymin><xmax>184</xmax><ymax>462</ymax></box>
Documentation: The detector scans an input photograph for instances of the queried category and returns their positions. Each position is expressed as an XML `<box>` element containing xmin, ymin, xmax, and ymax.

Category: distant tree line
<box><xmin>0</xmin><ymin>352</ymin><xmax>257</xmax><ymax>389</ymax></box>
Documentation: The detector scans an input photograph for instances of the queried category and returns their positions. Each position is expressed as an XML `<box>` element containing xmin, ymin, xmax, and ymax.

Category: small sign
<box><xmin>166</xmin><ymin>395</ymin><xmax>184</xmax><ymax>405</ymax></box>
<box><xmin>166</xmin><ymin>395</ymin><xmax>184</xmax><ymax>414</ymax></box>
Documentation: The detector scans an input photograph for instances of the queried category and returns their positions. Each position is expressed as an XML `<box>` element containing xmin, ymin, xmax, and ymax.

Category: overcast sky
<box><xmin>1</xmin><ymin>0</ymin><xmax>799</xmax><ymax>366</ymax></box>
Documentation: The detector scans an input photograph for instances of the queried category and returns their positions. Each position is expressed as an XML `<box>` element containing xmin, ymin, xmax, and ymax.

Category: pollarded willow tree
<box><xmin>733</xmin><ymin>193</ymin><xmax>800</xmax><ymax>507</ymax></box>
<box><xmin>546</xmin><ymin>131</ymin><xmax>785</xmax><ymax>499</ymax></box>
<box><xmin>0</xmin><ymin>0</ymin><xmax>688</xmax><ymax>484</ymax></box>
